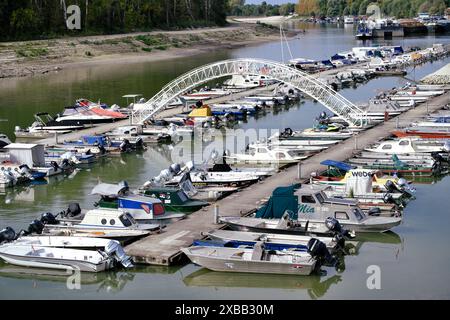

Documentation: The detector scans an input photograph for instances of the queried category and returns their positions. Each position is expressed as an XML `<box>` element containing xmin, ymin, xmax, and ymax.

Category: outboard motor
<box><xmin>119</xmin><ymin>139</ymin><xmax>132</xmax><ymax>152</ymax></box>
<box><xmin>367</xmin><ymin>207</ymin><xmax>381</xmax><ymax>216</ymax></box>
<box><xmin>104</xmin><ymin>240</ymin><xmax>134</xmax><ymax>268</ymax></box>
<box><xmin>169</xmin><ymin>163</ymin><xmax>182</xmax><ymax>175</ymax></box>
<box><xmin>384</xmin><ymin>180</ymin><xmax>401</xmax><ymax>193</ymax></box>
<box><xmin>0</xmin><ymin>227</ymin><xmax>16</xmax><ymax>243</ymax></box>
<box><xmin>63</xmin><ymin>203</ymin><xmax>82</xmax><ymax>218</ymax></box>
<box><xmin>40</xmin><ymin>212</ymin><xmax>59</xmax><ymax>225</ymax></box>
<box><xmin>307</xmin><ymin>238</ymin><xmax>335</xmax><ymax>266</ymax></box>
<box><xmin>325</xmin><ymin>217</ymin><xmax>354</xmax><ymax>239</ymax></box>
<box><xmin>50</xmin><ymin>161</ymin><xmax>60</xmax><ymax>171</ymax></box>
<box><xmin>383</xmin><ymin>192</ymin><xmax>395</xmax><ymax>204</ymax></box>
<box><xmin>27</xmin><ymin>219</ymin><xmax>44</xmax><ymax>235</ymax></box>
<box><xmin>431</xmin><ymin>151</ymin><xmax>446</xmax><ymax>164</ymax></box>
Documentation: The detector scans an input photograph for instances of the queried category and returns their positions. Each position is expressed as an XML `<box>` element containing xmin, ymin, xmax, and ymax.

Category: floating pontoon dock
<box><xmin>125</xmin><ymin>91</ymin><xmax>450</xmax><ymax>265</ymax></box>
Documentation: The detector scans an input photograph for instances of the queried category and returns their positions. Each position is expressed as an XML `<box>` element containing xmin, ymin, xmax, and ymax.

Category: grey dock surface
<box><xmin>125</xmin><ymin>91</ymin><xmax>450</xmax><ymax>266</ymax></box>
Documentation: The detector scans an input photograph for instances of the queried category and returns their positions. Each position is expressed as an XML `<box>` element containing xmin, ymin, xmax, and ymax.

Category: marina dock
<box><xmin>125</xmin><ymin>90</ymin><xmax>450</xmax><ymax>266</ymax></box>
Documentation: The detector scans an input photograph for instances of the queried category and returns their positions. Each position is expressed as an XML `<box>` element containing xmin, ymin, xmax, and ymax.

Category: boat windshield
<box><xmin>315</xmin><ymin>192</ymin><xmax>325</xmax><ymax>204</ymax></box>
<box><xmin>353</xmin><ymin>208</ymin><xmax>365</xmax><ymax>221</ymax></box>
<box><xmin>120</xmin><ymin>213</ymin><xmax>135</xmax><ymax>227</ymax></box>
<box><xmin>178</xmin><ymin>191</ymin><xmax>188</xmax><ymax>202</ymax></box>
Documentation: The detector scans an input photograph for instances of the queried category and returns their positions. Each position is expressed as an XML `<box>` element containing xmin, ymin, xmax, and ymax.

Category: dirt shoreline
<box><xmin>0</xmin><ymin>24</ymin><xmax>292</xmax><ymax>79</ymax></box>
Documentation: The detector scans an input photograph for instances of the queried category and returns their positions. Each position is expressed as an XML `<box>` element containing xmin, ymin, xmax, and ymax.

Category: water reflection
<box><xmin>183</xmin><ymin>268</ymin><xmax>342</xmax><ymax>299</ymax></box>
<box><xmin>0</xmin><ymin>263</ymin><xmax>135</xmax><ymax>293</ymax></box>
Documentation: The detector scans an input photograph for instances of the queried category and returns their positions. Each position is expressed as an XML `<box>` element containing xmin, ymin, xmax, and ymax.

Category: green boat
<box><xmin>140</xmin><ymin>186</ymin><xmax>209</xmax><ymax>213</ymax></box>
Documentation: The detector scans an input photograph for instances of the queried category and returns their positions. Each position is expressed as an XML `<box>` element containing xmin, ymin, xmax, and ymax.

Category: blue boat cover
<box><xmin>255</xmin><ymin>185</ymin><xmax>299</xmax><ymax>219</ymax></box>
<box><xmin>320</xmin><ymin>160</ymin><xmax>355</xmax><ymax>171</ymax></box>
<box><xmin>193</xmin><ymin>239</ymin><xmax>308</xmax><ymax>251</ymax></box>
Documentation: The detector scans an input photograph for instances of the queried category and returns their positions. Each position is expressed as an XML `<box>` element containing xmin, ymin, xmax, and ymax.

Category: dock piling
<box><xmin>213</xmin><ymin>204</ymin><xmax>220</xmax><ymax>224</ymax></box>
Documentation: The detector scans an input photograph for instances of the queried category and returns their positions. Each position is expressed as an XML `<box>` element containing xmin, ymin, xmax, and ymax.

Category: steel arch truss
<box><xmin>131</xmin><ymin>58</ymin><xmax>367</xmax><ymax>126</ymax></box>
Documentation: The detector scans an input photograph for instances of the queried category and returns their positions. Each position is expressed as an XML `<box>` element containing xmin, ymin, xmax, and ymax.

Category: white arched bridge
<box><xmin>131</xmin><ymin>58</ymin><xmax>367</xmax><ymax>126</ymax></box>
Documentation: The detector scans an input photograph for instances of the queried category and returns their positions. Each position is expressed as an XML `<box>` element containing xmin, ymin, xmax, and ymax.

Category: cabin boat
<box><xmin>44</xmin><ymin>208</ymin><xmax>159</xmax><ymax>242</ymax></box>
<box><xmin>225</xmin><ymin>144</ymin><xmax>308</xmax><ymax>164</ymax></box>
<box><xmin>239</xmin><ymin>184</ymin><xmax>401</xmax><ymax>233</ymax></box>
<box><xmin>180</xmin><ymin>88</ymin><xmax>231</xmax><ymax>101</ymax></box>
<box><xmin>365</xmin><ymin>138</ymin><xmax>446</xmax><ymax>154</ymax></box>
<box><xmin>91</xmin><ymin>182</ymin><xmax>186</xmax><ymax>222</ymax></box>
<box><xmin>311</xmin><ymin>160</ymin><xmax>414</xmax><ymax>195</ymax></box>
<box><xmin>181</xmin><ymin>243</ymin><xmax>319</xmax><ymax>276</ymax></box>
<box><xmin>139</xmin><ymin>186</ymin><xmax>209</xmax><ymax>213</ymax></box>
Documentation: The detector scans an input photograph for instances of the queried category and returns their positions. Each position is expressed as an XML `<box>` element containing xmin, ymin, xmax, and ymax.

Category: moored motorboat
<box><xmin>182</xmin><ymin>242</ymin><xmax>321</xmax><ymax>275</ymax></box>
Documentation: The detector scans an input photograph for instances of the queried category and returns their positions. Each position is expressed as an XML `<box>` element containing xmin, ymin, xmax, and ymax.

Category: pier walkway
<box><xmin>125</xmin><ymin>91</ymin><xmax>450</xmax><ymax>265</ymax></box>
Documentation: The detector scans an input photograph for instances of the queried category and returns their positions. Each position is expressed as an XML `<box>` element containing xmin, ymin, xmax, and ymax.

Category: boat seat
<box><xmin>251</xmin><ymin>242</ymin><xmax>265</xmax><ymax>261</ymax></box>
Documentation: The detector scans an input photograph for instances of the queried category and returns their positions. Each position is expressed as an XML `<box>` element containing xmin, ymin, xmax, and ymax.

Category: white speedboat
<box><xmin>365</xmin><ymin>138</ymin><xmax>446</xmax><ymax>154</ymax></box>
<box><xmin>43</xmin><ymin>207</ymin><xmax>159</xmax><ymax>242</ymax></box>
<box><xmin>0</xmin><ymin>243</ymin><xmax>115</xmax><ymax>272</ymax></box>
<box><xmin>225</xmin><ymin>145</ymin><xmax>308</xmax><ymax>164</ymax></box>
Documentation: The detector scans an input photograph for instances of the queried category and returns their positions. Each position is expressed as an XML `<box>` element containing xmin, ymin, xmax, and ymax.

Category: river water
<box><xmin>1</xmin><ymin>23</ymin><xmax>450</xmax><ymax>299</ymax></box>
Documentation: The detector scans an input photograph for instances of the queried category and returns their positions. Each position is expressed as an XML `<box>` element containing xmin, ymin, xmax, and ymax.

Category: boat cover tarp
<box><xmin>91</xmin><ymin>182</ymin><xmax>128</xmax><ymax>196</ymax></box>
<box><xmin>255</xmin><ymin>185</ymin><xmax>299</xmax><ymax>219</ymax></box>
<box><xmin>320</xmin><ymin>160</ymin><xmax>355</xmax><ymax>172</ymax></box>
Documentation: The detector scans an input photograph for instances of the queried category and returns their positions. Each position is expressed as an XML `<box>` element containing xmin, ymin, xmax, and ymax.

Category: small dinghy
<box><xmin>205</xmin><ymin>229</ymin><xmax>343</xmax><ymax>251</ymax></box>
<box><xmin>182</xmin><ymin>241</ymin><xmax>322</xmax><ymax>275</ymax></box>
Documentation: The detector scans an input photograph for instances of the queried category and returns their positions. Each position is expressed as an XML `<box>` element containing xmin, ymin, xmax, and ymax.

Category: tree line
<box><xmin>227</xmin><ymin>0</ymin><xmax>296</xmax><ymax>17</ymax></box>
<box><xmin>0</xmin><ymin>0</ymin><xmax>228</xmax><ymax>41</ymax></box>
<box><xmin>296</xmin><ymin>0</ymin><xmax>450</xmax><ymax>18</ymax></box>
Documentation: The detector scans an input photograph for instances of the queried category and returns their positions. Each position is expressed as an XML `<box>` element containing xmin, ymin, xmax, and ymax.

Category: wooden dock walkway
<box><xmin>125</xmin><ymin>91</ymin><xmax>450</xmax><ymax>266</ymax></box>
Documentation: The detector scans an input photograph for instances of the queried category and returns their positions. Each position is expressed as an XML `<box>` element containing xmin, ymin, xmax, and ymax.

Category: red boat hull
<box><xmin>392</xmin><ymin>130</ymin><xmax>450</xmax><ymax>139</ymax></box>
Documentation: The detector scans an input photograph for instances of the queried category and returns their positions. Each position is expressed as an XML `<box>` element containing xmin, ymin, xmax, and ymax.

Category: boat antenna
<box><xmin>279</xmin><ymin>24</ymin><xmax>294</xmax><ymax>63</ymax></box>
<box><xmin>280</xmin><ymin>24</ymin><xmax>284</xmax><ymax>63</ymax></box>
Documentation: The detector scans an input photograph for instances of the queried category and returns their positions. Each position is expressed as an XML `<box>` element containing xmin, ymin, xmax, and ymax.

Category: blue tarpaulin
<box><xmin>320</xmin><ymin>160</ymin><xmax>355</xmax><ymax>171</ymax></box>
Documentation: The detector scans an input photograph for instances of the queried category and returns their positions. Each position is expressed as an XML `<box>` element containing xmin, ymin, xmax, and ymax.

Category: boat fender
<box><xmin>0</xmin><ymin>227</ymin><xmax>16</xmax><ymax>243</ymax></box>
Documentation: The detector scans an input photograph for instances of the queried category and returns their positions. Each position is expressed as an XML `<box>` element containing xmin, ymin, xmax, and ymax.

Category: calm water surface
<box><xmin>1</xmin><ymin>23</ymin><xmax>450</xmax><ymax>299</ymax></box>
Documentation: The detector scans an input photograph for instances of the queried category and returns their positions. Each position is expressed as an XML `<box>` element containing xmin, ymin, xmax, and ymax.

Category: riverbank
<box><xmin>0</xmin><ymin>23</ymin><xmax>285</xmax><ymax>79</ymax></box>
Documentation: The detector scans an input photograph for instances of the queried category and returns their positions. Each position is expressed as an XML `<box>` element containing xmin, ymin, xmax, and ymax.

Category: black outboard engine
<box><xmin>431</xmin><ymin>151</ymin><xmax>445</xmax><ymax>164</ymax></box>
<box><xmin>367</xmin><ymin>207</ymin><xmax>381</xmax><ymax>216</ymax></box>
<box><xmin>27</xmin><ymin>219</ymin><xmax>44</xmax><ymax>235</ymax></box>
<box><xmin>385</xmin><ymin>180</ymin><xmax>401</xmax><ymax>193</ymax></box>
<box><xmin>63</xmin><ymin>203</ymin><xmax>82</xmax><ymax>218</ymax></box>
<box><xmin>383</xmin><ymin>192</ymin><xmax>395</xmax><ymax>204</ymax></box>
<box><xmin>50</xmin><ymin>161</ymin><xmax>60</xmax><ymax>171</ymax></box>
<box><xmin>40</xmin><ymin>212</ymin><xmax>59</xmax><ymax>225</ymax></box>
<box><xmin>120</xmin><ymin>139</ymin><xmax>132</xmax><ymax>152</ymax></box>
<box><xmin>0</xmin><ymin>227</ymin><xmax>16</xmax><ymax>243</ymax></box>
<box><xmin>307</xmin><ymin>238</ymin><xmax>335</xmax><ymax>266</ymax></box>
<box><xmin>325</xmin><ymin>217</ymin><xmax>354</xmax><ymax>239</ymax></box>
